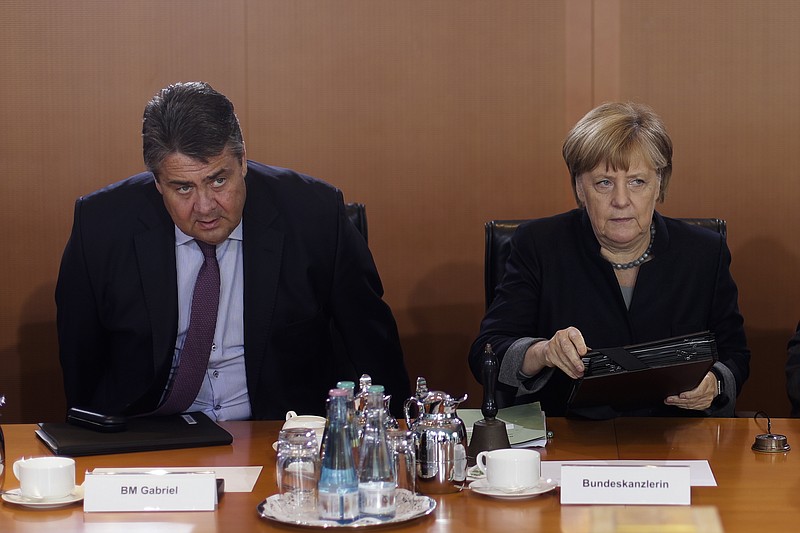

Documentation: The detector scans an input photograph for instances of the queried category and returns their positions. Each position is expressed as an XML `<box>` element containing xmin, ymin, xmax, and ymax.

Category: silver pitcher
<box><xmin>354</xmin><ymin>374</ymin><xmax>398</xmax><ymax>436</ymax></box>
<box><xmin>404</xmin><ymin>378</ymin><xmax>468</xmax><ymax>494</ymax></box>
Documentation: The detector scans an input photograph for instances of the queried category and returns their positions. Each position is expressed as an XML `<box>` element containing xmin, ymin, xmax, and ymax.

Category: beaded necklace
<box><xmin>608</xmin><ymin>223</ymin><xmax>655</xmax><ymax>270</ymax></box>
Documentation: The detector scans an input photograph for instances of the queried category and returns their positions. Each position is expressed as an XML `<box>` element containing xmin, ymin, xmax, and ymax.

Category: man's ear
<box><xmin>154</xmin><ymin>176</ymin><xmax>164</xmax><ymax>195</ymax></box>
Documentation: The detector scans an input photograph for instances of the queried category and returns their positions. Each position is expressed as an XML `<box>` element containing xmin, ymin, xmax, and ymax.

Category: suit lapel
<box><xmin>629</xmin><ymin>213</ymin><xmax>670</xmax><ymax>312</ymax></box>
<box><xmin>242</xmin><ymin>177</ymin><xmax>283</xmax><ymax>401</ymax></box>
<box><xmin>134</xmin><ymin>186</ymin><xmax>179</xmax><ymax>380</ymax></box>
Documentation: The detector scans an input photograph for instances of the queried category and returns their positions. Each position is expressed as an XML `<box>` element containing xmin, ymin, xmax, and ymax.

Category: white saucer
<box><xmin>469</xmin><ymin>478</ymin><xmax>558</xmax><ymax>500</ymax></box>
<box><xmin>1</xmin><ymin>486</ymin><xmax>84</xmax><ymax>509</ymax></box>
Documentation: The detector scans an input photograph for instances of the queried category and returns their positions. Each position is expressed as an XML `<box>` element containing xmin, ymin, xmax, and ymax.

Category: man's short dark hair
<box><xmin>142</xmin><ymin>81</ymin><xmax>244</xmax><ymax>177</ymax></box>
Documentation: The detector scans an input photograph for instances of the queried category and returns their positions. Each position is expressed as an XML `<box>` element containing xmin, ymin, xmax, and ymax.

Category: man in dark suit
<box><xmin>786</xmin><ymin>323</ymin><xmax>800</xmax><ymax>416</ymax></box>
<box><xmin>56</xmin><ymin>82</ymin><xmax>409</xmax><ymax>420</ymax></box>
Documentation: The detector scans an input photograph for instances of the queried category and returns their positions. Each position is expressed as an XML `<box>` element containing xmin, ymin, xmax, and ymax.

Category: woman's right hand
<box><xmin>522</xmin><ymin>326</ymin><xmax>588</xmax><ymax>379</ymax></box>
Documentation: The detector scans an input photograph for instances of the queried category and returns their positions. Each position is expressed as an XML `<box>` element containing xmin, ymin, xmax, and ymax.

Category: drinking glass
<box><xmin>276</xmin><ymin>427</ymin><xmax>320</xmax><ymax>515</ymax></box>
<box><xmin>387</xmin><ymin>429</ymin><xmax>416</xmax><ymax>494</ymax></box>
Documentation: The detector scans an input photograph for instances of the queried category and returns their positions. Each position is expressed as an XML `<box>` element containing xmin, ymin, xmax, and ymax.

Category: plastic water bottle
<box><xmin>317</xmin><ymin>389</ymin><xmax>359</xmax><ymax>523</ymax></box>
<box><xmin>357</xmin><ymin>385</ymin><xmax>397</xmax><ymax>519</ymax></box>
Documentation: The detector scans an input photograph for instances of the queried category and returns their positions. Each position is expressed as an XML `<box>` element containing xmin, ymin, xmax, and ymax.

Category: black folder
<box><xmin>35</xmin><ymin>412</ymin><xmax>233</xmax><ymax>456</ymax></box>
<box><xmin>567</xmin><ymin>331</ymin><xmax>718</xmax><ymax>410</ymax></box>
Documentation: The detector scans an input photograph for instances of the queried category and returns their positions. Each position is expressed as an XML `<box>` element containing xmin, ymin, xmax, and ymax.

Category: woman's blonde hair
<box><xmin>563</xmin><ymin>102</ymin><xmax>673</xmax><ymax>205</ymax></box>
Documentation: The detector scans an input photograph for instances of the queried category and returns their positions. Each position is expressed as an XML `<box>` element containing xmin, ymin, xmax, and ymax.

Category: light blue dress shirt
<box><xmin>172</xmin><ymin>222</ymin><xmax>251</xmax><ymax>420</ymax></box>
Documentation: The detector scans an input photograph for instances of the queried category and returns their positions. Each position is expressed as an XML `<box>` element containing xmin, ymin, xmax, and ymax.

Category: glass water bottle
<box><xmin>357</xmin><ymin>385</ymin><xmax>397</xmax><ymax>519</ymax></box>
<box><xmin>317</xmin><ymin>389</ymin><xmax>359</xmax><ymax>523</ymax></box>
<box><xmin>336</xmin><ymin>380</ymin><xmax>360</xmax><ymax>465</ymax></box>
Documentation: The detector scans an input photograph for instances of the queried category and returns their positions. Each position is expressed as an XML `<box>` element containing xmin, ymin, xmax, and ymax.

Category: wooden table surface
<box><xmin>0</xmin><ymin>416</ymin><xmax>796</xmax><ymax>532</ymax></box>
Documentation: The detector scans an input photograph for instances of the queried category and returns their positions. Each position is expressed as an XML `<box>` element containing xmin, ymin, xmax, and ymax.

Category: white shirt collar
<box><xmin>174</xmin><ymin>220</ymin><xmax>243</xmax><ymax>246</ymax></box>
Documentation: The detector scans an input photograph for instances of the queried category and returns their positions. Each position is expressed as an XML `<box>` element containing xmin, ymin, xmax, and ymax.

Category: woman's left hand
<box><xmin>664</xmin><ymin>372</ymin><xmax>717</xmax><ymax>410</ymax></box>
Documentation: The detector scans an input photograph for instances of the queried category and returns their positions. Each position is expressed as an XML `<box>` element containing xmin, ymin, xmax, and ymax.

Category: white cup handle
<box><xmin>12</xmin><ymin>458</ymin><xmax>25</xmax><ymax>480</ymax></box>
<box><xmin>285</xmin><ymin>410</ymin><xmax>298</xmax><ymax>421</ymax></box>
<box><xmin>476</xmin><ymin>451</ymin><xmax>489</xmax><ymax>474</ymax></box>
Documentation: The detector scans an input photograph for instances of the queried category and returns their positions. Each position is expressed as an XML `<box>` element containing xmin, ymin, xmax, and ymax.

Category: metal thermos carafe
<box><xmin>404</xmin><ymin>378</ymin><xmax>468</xmax><ymax>494</ymax></box>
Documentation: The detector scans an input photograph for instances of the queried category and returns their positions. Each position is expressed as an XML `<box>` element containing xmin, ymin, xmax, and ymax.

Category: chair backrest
<box><xmin>345</xmin><ymin>202</ymin><xmax>368</xmax><ymax>243</ymax></box>
<box><xmin>484</xmin><ymin>217</ymin><xmax>727</xmax><ymax>309</ymax></box>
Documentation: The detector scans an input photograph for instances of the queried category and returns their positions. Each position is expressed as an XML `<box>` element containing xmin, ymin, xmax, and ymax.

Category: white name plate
<box><xmin>84</xmin><ymin>470</ymin><xmax>217</xmax><ymax>512</ymax></box>
<box><xmin>560</xmin><ymin>464</ymin><xmax>691</xmax><ymax>505</ymax></box>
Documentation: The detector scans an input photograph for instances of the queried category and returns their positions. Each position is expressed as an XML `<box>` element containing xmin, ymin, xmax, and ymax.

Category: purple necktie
<box><xmin>154</xmin><ymin>241</ymin><xmax>220</xmax><ymax>415</ymax></box>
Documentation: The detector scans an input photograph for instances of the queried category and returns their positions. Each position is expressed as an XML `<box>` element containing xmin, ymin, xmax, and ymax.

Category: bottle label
<box><xmin>318</xmin><ymin>489</ymin><xmax>359</xmax><ymax>522</ymax></box>
<box><xmin>358</xmin><ymin>482</ymin><xmax>397</xmax><ymax>517</ymax></box>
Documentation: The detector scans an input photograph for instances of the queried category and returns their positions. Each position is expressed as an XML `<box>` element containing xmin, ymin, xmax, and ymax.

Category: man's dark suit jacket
<box><xmin>56</xmin><ymin>161</ymin><xmax>410</xmax><ymax>419</ymax></box>
<box><xmin>469</xmin><ymin>209</ymin><xmax>750</xmax><ymax>418</ymax></box>
<box><xmin>786</xmin><ymin>323</ymin><xmax>800</xmax><ymax>416</ymax></box>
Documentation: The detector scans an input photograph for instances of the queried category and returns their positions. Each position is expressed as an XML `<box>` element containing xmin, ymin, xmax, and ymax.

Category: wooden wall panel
<box><xmin>1</xmin><ymin>0</ymin><xmax>797</xmax><ymax>422</ymax></box>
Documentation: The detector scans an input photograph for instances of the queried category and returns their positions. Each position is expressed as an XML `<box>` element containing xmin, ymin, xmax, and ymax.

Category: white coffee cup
<box><xmin>13</xmin><ymin>456</ymin><xmax>76</xmax><ymax>500</ymax></box>
<box><xmin>283</xmin><ymin>411</ymin><xmax>326</xmax><ymax>450</ymax></box>
<box><xmin>475</xmin><ymin>448</ymin><xmax>541</xmax><ymax>490</ymax></box>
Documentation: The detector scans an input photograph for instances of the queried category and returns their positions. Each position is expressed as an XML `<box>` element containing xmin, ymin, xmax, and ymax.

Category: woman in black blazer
<box><xmin>469</xmin><ymin>102</ymin><xmax>750</xmax><ymax>418</ymax></box>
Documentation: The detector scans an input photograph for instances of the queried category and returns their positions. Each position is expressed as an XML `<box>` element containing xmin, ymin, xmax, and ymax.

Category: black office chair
<box><xmin>484</xmin><ymin>217</ymin><xmax>726</xmax><ymax>309</ymax></box>
<box><xmin>345</xmin><ymin>202</ymin><xmax>368</xmax><ymax>243</ymax></box>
